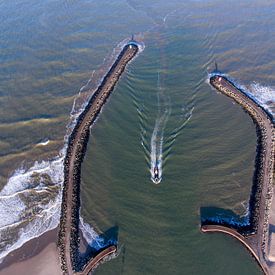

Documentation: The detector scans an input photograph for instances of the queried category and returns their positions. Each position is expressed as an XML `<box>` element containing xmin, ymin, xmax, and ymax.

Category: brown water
<box><xmin>1</xmin><ymin>0</ymin><xmax>275</xmax><ymax>274</ymax></box>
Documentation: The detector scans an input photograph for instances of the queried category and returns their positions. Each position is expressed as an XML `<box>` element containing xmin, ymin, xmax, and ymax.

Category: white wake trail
<box><xmin>150</xmin><ymin>72</ymin><xmax>171</xmax><ymax>184</ymax></box>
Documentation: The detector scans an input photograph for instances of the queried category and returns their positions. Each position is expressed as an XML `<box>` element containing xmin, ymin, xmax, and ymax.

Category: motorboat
<box><xmin>153</xmin><ymin>166</ymin><xmax>161</xmax><ymax>184</ymax></box>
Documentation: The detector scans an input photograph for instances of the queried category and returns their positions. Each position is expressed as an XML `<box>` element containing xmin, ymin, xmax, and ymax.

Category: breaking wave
<box><xmin>0</xmin><ymin>37</ymin><xmax>144</xmax><ymax>263</ymax></box>
<box><xmin>249</xmin><ymin>82</ymin><xmax>275</xmax><ymax>118</ymax></box>
<box><xmin>0</xmin><ymin>156</ymin><xmax>63</xmax><ymax>262</ymax></box>
<box><xmin>209</xmin><ymin>72</ymin><xmax>275</xmax><ymax>120</ymax></box>
<box><xmin>79</xmin><ymin>217</ymin><xmax>106</xmax><ymax>251</ymax></box>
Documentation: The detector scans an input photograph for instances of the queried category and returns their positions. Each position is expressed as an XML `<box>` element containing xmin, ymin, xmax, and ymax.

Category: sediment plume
<box><xmin>202</xmin><ymin>74</ymin><xmax>274</xmax><ymax>275</ymax></box>
<box><xmin>57</xmin><ymin>41</ymin><xmax>139</xmax><ymax>274</ymax></box>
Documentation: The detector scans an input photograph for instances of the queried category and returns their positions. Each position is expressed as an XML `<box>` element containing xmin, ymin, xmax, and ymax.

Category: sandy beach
<box><xmin>0</xmin><ymin>229</ymin><xmax>61</xmax><ymax>275</ymax></box>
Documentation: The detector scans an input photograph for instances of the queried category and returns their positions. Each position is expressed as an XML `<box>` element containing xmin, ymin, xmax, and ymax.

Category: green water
<box><xmin>2</xmin><ymin>0</ymin><xmax>275</xmax><ymax>273</ymax></box>
<box><xmin>80</xmin><ymin>35</ymin><xmax>260</xmax><ymax>274</ymax></box>
<box><xmin>79</xmin><ymin>1</ymin><xmax>272</xmax><ymax>274</ymax></box>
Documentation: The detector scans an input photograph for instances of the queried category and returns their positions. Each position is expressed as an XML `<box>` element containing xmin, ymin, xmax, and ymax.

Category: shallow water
<box><xmin>1</xmin><ymin>0</ymin><xmax>275</xmax><ymax>273</ymax></box>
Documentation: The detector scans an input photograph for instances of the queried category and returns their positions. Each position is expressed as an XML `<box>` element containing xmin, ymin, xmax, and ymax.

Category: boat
<box><xmin>153</xmin><ymin>165</ymin><xmax>161</xmax><ymax>184</ymax></box>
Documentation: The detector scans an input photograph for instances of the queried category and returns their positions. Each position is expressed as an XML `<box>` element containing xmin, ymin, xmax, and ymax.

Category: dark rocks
<box><xmin>57</xmin><ymin>43</ymin><xmax>138</xmax><ymax>274</ymax></box>
<box><xmin>205</xmin><ymin>75</ymin><xmax>274</xmax><ymax>244</ymax></box>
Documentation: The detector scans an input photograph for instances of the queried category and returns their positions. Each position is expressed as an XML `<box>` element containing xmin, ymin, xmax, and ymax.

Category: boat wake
<box><xmin>0</xmin><ymin>37</ymin><xmax>144</xmax><ymax>263</ymax></box>
<box><xmin>139</xmin><ymin>71</ymin><xmax>194</xmax><ymax>185</ymax></box>
<box><xmin>149</xmin><ymin>72</ymin><xmax>171</xmax><ymax>184</ymax></box>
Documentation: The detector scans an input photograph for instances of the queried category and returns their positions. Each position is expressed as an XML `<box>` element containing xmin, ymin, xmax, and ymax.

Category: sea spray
<box><xmin>209</xmin><ymin>72</ymin><xmax>275</xmax><ymax>119</ymax></box>
<box><xmin>0</xmin><ymin>156</ymin><xmax>63</xmax><ymax>262</ymax></box>
<box><xmin>249</xmin><ymin>82</ymin><xmax>275</xmax><ymax>117</ymax></box>
<box><xmin>79</xmin><ymin>217</ymin><xmax>106</xmax><ymax>251</ymax></box>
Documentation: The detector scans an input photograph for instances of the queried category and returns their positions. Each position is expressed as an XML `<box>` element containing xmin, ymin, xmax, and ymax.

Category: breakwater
<box><xmin>58</xmin><ymin>41</ymin><xmax>139</xmax><ymax>274</ymax></box>
<box><xmin>202</xmin><ymin>74</ymin><xmax>274</xmax><ymax>274</ymax></box>
<box><xmin>76</xmin><ymin>245</ymin><xmax>117</xmax><ymax>275</ymax></box>
<box><xmin>201</xmin><ymin>225</ymin><xmax>267</xmax><ymax>273</ymax></box>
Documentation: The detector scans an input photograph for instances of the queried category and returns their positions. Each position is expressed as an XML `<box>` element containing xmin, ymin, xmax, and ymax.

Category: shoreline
<box><xmin>202</xmin><ymin>74</ymin><xmax>274</xmax><ymax>274</ymax></box>
<box><xmin>0</xmin><ymin>228</ymin><xmax>61</xmax><ymax>275</ymax></box>
<box><xmin>0</xmin><ymin>40</ymin><xmax>141</xmax><ymax>267</ymax></box>
<box><xmin>58</xmin><ymin>40</ymin><xmax>139</xmax><ymax>274</ymax></box>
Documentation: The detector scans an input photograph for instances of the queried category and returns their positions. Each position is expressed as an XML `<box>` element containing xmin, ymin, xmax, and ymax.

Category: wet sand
<box><xmin>0</xmin><ymin>228</ymin><xmax>61</xmax><ymax>275</ymax></box>
<box><xmin>0</xmin><ymin>41</ymin><xmax>139</xmax><ymax>275</ymax></box>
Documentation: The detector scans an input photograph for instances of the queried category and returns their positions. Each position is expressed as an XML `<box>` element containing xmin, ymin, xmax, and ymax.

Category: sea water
<box><xmin>1</xmin><ymin>0</ymin><xmax>275</xmax><ymax>274</ymax></box>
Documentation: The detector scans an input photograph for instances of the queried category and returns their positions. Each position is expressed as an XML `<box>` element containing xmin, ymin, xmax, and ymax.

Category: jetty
<box><xmin>202</xmin><ymin>75</ymin><xmax>275</xmax><ymax>274</ymax></box>
<box><xmin>58</xmin><ymin>40</ymin><xmax>139</xmax><ymax>274</ymax></box>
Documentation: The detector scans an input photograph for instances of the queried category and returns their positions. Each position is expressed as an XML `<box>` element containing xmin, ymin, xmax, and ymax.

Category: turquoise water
<box><xmin>1</xmin><ymin>0</ymin><xmax>275</xmax><ymax>273</ymax></box>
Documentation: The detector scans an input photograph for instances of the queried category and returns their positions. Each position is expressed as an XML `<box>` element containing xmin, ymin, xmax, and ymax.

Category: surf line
<box><xmin>201</xmin><ymin>73</ymin><xmax>274</xmax><ymax>275</ymax></box>
<box><xmin>58</xmin><ymin>39</ymin><xmax>139</xmax><ymax>275</ymax></box>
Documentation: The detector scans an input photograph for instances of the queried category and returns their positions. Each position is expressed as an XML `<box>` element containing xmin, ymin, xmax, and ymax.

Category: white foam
<box><xmin>209</xmin><ymin>72</ymin><xmax>275</xmax><ymax>119</ymax></box>
<box><xmin>0</xmin><ymin>36</ymin><xmax>144</xmax><ymax>263</ymax></box>
<box><xmin>150</xmin><ymin>72</ymin><xmax>171</xmax><ymax>184</ymax></box>
<box><xmin>37</xmin><ymin>139</ymin><xmax>50</xmax><ymax>146</ymax></box>
<box><xmin>0</xmin><ymin>157</ymin><xmax>64</xmax><ymax>197</ymax></box>
<box><xmin>0</xmin><ymin>154</ymin><xmax>64</xmax><ymax>262</ymax></box>
<box><xmin>249</xmin><ymin>82</ymin><xmax>275</xmax><ymax>116</ymax></box>
<box><xmin>79</xmin><ymin>217</ymin><xmax>105</xmax><ymax>250</ymax></box>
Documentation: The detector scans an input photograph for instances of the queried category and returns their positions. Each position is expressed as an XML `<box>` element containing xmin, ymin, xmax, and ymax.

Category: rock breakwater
<box><xmin>57</xmin><ymin>41</ymin><xmax>139</xmax><ymax>274</ymax></box>
<box><xmin>202</xmin><ymin>74</ymin><xmax>274</xmax><ymax>275</ymax></box>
